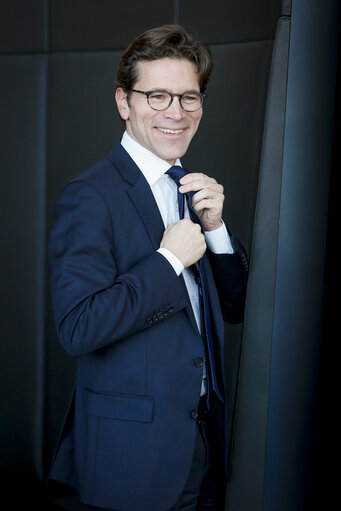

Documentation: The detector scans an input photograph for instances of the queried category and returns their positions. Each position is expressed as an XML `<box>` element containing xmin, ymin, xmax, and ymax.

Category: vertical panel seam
<box><xmin>174</xmin><ymin>0</ymin><xmax>179</xmax><ymax>24</ymax></box>
<box><xmin>33</xmin><ymin>53</ymin><xmax>48</xmax><ymax>481</ymax></box>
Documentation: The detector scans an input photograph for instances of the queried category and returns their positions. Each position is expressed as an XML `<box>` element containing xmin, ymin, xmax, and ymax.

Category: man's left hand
<box><xmin>179</xmin><ymin>173</ymin><xmax>225</xmax><ymax>231</ymax></box>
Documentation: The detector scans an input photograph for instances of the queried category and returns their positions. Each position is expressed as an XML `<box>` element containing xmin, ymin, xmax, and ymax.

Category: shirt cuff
<box><xmin>157</xmin><ymin>248</ymin><xmax>184</xmax><ymax>276</ymax></box>
<box><xmin>205</xmin><ymin>221</ymin><xmax>234</xmax><ymax>254</ymax></box>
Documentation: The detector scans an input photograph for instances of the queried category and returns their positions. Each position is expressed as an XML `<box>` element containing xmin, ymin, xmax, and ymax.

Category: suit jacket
<box><xmin>48</xmin><ymin>142</ymin><xmax>248</xmax><ymax>510</ymax></box>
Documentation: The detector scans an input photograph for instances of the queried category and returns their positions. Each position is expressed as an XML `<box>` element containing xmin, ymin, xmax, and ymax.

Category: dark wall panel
<box><xmin>0</xmin><ymin>55</ymin><xmax>47</xmax><ymax>477</ymax></box>
<box><xmin>0</xmin><ymin>0</ymin><xmax>47</xmax><ymax>53</ymax></box>
<box><xmin>179</xmin><ymin>0</ymin><xmax>281</xmax><ymax>43</ymax></box>
<box><xmin>47</xmin><ymin>52</ymin><xmax>122</xmax><ymax>210</ymax></box>
<box><xmin>50</xmin><ymin>0</ymin><xmax>174</xmax><ymax>51</ymax></box>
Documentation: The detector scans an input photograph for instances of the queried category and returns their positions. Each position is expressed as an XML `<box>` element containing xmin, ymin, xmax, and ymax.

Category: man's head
<box><xmin>115</xmin><ymin>25</ymin><xmax>213</xmax><ymax>165</ymax></box>
<box><xmin>116</xmin><ymin>24</ymin><xmax>212</xmax><ymax>96</ymax></box>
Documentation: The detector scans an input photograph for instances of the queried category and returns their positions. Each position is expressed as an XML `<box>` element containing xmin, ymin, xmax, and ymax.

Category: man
<box><xmin>48</xmin><ymin>25</ymin><xmax>248</xmax><ymax>511</ymax></box>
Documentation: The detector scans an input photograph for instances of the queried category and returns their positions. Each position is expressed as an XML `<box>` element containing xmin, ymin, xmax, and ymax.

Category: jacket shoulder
<box><xmin>72</xmin><ymin>145</ymin><xmax>124</xmax><ymax>190</ymax></box>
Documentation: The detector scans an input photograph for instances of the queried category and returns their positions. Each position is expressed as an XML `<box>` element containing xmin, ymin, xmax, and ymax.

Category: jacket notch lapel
<box><xmin>128</xmin><ymin>175</ymin><xmax>165</xmax><ymax>251</ymax></box>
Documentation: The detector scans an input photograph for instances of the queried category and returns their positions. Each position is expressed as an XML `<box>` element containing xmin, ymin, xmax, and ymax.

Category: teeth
<box><xmin>158</xmin><ymin>128</ymin><xmax>184</xmax><ymax>134</ymax></box>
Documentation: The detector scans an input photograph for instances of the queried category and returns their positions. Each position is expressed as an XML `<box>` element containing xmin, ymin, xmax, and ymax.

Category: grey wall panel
<box><xmin>225</xmin><ymin>17</ymin><xmax>291</xmax><ymax>511</ymax></box>
<box><xmin>0</xmin><ymin>55</ymin><xmax>47</xmax><ymax>478</ymax></box>
<box><xmin>50</xmin><ymin>0</ymin><xmax>174</xmax><ymax>51</ymax></box>
<box><xmin>179</xmin><ymin>0</ymin><xmax>281</xmax><ymax>44</ymax></box>
<box><xmin>0</xmin><ymin>0</ymin><xmax>48</xmax><ymax>54</ymax></box>
<box><xmin>263</xmin><ymin>0</ymin><xmax>340</xmax><ymax>508</ymax></box>
<box><xmin>226</xmin><ymin>0</ymin><xmax>339</xmax><ymax>509</ymax></box>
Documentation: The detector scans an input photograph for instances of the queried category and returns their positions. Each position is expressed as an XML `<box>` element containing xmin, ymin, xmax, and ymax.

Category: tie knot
<box><xmin>166</xmin><ymin>166</ymin><xmax>187</xmax><ymax>186</ymax></box>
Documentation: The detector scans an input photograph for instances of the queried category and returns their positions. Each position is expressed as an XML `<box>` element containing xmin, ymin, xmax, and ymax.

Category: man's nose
<box><xmin>165</xmin><ymin>97</ymin><xmax>186</xmax><ymax>119</ymax></box>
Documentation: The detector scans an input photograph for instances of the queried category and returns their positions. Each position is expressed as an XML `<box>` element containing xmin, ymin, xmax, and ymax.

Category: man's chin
<box><xmin>159</xmin><ymin>145</ymin><xmax>190</xmax><ymax>165</ymax></box>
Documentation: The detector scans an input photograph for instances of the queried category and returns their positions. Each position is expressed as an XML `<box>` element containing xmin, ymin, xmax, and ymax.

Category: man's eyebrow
<box><xmin>147</xmin><ymin>88</ymin><xmax>201</xmax><ymax>93</ymax></box>
<box><xmin>147</xmin><ymin>88</ymin><xmax>169</xmax><ymax>92</ymax></box>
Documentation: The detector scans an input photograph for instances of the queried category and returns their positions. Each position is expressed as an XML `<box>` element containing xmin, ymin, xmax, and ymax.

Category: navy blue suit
<box><xmin>48</xmin><ymin>142</ymin><xmax>248</xmax><ymax>510</ymax></box>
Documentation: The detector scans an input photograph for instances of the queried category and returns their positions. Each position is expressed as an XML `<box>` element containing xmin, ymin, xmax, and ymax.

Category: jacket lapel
<box><xmin>107</xmin><ymin>143</ymin><xmax>164</xmax><ymax>250</ymax></box>
<box><xmin>127</xmin><ymin>176</ymin><xmax>164</xmax><ymax>251</ymax></box>
<box><xmin>106</xmin><ymin>143</ymin><xmax>199</xmax><ymax>334</ymax></box>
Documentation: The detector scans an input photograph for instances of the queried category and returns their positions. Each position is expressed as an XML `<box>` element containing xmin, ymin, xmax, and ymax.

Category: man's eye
<box><xmin>183</xmin><ymin>95</ymin><xmax>198</xmax><ymax>102</ymax></box>
<box><xmin>150</xmin><ymin>92</ymin><xmax>167</xmax><ymax>101</ymax></box>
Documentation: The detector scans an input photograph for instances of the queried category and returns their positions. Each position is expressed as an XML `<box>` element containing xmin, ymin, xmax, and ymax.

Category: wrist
<box><xmin>157</xmin><ymin>248</ymin><xmax>184</xmax><ymax>275</ymax></box>
<box><xmin>204</xmin><ymin>219</ymin><xmax>223</xmax><ymax>231</ymax></box>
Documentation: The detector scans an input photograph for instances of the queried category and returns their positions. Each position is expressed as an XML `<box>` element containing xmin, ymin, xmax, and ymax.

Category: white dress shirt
<box><xmin>120</xmin><ymin>131</ymin><xmax>234</xmax><ymax>394</ymax></box>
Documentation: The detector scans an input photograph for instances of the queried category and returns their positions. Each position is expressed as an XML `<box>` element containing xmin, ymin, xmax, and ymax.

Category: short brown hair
<box><xmin>116</xmin><ymin>24</ymin><xmax>213</xmax><ymax>94</ymax></box>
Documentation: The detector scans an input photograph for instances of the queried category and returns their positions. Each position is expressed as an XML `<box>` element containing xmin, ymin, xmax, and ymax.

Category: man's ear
<box><xmin>115</xmin><ymin>87</ymin><xmax>130</xmax><ymax>120</ymax></box>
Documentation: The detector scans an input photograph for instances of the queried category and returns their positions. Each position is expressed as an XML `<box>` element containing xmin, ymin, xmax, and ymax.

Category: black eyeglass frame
<box><xmin>130</xmin><ymin>89</ymin><xmax>206</xmax><ymax>112</ymax></box>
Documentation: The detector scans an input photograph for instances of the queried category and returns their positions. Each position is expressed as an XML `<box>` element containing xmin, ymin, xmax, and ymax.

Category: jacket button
<box><xmin>191</xmin><ymin>409</ymin><xmax>199</xmax><ymax>420</ymax></box>
<box><xmin>194</xmin><ymin>357</ymin><xmax>203</xmax><ymax>368</ymax></box>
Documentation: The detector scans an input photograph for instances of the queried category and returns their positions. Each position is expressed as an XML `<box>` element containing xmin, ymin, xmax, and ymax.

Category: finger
<box><xmin>190</xmin><ymin>187</ymin><xmax>224</xmax><ymax>205</ymax></box>
<box><xmin>180</xmin><ymin>180</ymin><xmax>222</xmax><ymax>195</ymax></box>
<box><xmin>192</xmin><ymin>197</ymin><xmax>224</xmax><ymax>213</ymax></box>
<box><xmin>179</xmin><ymin>172</ymin><xmax>217</xmax><ymax>187</ymax></box>
<box><xmin>180</xmin><ymin>175</ymin><xmax>217</xmax><ymax>188</ymax></box>
<box><xmin>180</xmin><ymin>172</ymin><xmax>208</xmax><ymax>182</ymax></box>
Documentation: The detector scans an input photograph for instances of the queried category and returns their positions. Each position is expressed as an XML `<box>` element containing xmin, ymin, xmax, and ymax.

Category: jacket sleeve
<box><xmin>208</xmin><ymin>234</ymin><xmax>249</xmax><ymax>324</ymax></box>
<box><xmin>48</xmin><ymin>179</ymin><xmax>188</xmax><ymax>357</ymax></box>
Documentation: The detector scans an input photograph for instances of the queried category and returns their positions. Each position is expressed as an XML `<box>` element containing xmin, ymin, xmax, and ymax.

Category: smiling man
<box><xmin>116</xmin><ymin>58</ymin><xmax>203</xmax><ymax>164</ymax></box>
<box><xmin>48</xmin><ymin>25</ymin><xmax>248</xmax><ymax>511</ymax></box>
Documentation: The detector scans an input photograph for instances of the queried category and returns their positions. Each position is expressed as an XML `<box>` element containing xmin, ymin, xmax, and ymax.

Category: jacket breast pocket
<box><xmin>83</xmin><ymin>387</ymin><xmax>154</xmax><ymax>423</ymax></box>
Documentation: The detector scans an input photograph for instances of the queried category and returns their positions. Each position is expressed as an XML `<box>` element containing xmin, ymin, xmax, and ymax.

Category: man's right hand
<box><xmin>160</xmin><ymin>219</ymin><xmax>206</xmax><ymax>268</ymax></box>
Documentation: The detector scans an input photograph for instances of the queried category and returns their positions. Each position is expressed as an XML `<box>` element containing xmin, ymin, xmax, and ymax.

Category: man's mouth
<box><xmin>156</xmin><ymin>128</ymin><xmax>185</xmax><ymax>134</ymax></box>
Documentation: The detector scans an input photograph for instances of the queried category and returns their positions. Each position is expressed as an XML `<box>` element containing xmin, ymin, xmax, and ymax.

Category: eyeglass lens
<box><xmin>148</xmin><ymin>91</ymin><xmax>203</xmax><ymax>112</ymax></box>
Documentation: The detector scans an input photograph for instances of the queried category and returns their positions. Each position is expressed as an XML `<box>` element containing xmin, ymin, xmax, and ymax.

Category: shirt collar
<box><xmin>120</xmin><ymin>131</ymin><xmax>181</xmax><ymax>186</ymax></box>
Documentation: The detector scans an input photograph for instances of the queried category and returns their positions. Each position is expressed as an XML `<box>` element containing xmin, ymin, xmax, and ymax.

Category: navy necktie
<box><xmin>166</xmin><ymin>166</ymin><xmax>224</xmax><ymax>409</ymax></box>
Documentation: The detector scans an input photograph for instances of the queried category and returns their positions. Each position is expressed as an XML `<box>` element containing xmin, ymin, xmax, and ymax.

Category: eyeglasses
<box><xmin>131</xmin><ymin>89</ymin><xmax>206</xmax><ymax>112</ymax></box>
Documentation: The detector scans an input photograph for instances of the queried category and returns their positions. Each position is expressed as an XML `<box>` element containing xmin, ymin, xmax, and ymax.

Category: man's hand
<box><xmin>160</xmin><ymin>219</ymin><xmax>206</xmax><ymax>268</ymax></box>
<box><xmin>179</xmin><ymin>173</ymin><xmax>225</xmax><ymax>231</ymax></box>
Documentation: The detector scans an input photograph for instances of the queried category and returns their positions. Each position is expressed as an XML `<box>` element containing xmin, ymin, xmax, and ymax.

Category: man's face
<box><xmin>115</xmin><ymin>58</ymin><xmax>203</xmax><ymax>165</ymax></box>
